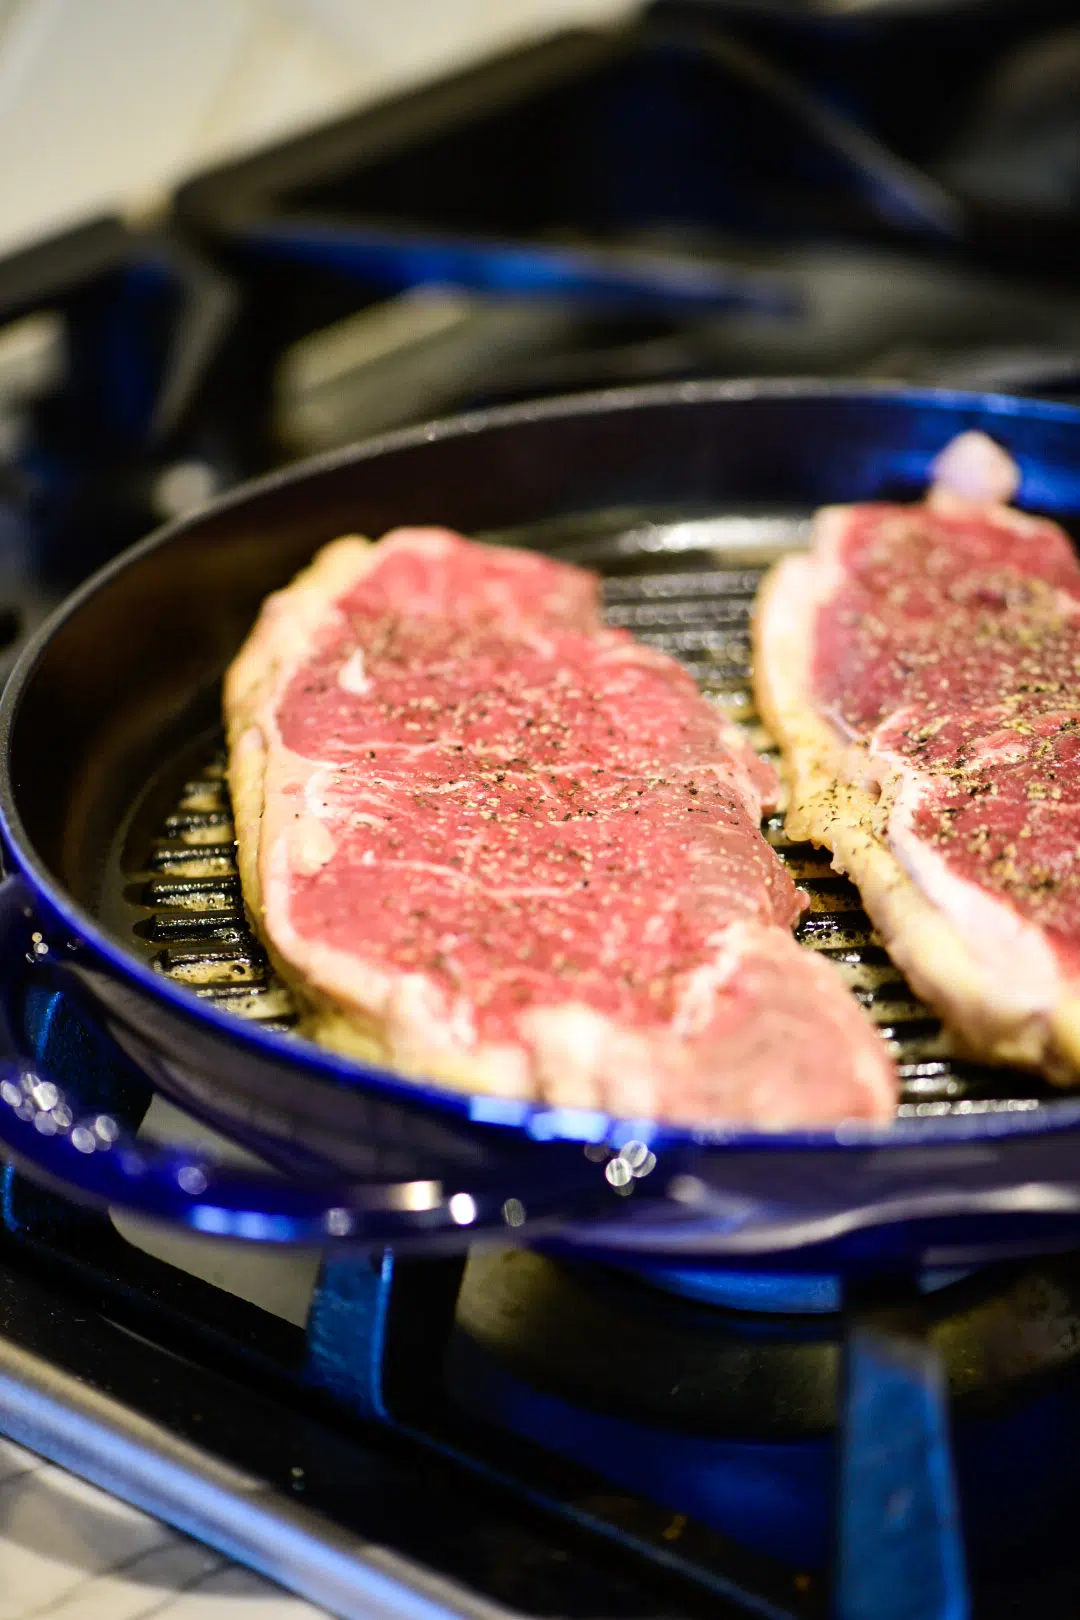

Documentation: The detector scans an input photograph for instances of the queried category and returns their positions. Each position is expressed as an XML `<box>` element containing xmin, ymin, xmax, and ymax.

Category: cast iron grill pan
<box><xmin>117</xmin><ymin>509</ymin><xmax>1055</xmax><ymax>1123</ymax></box>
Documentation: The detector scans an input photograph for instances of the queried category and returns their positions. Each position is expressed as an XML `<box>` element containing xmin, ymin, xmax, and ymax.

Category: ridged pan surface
<box><xmin>122</xmin><ymin>506</ymin><xmax>1054</xmax><ymax>1127</ymax></box>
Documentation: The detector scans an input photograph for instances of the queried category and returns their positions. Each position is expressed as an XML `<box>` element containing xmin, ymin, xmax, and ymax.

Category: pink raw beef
<box><xmin>225</xmin><ymin>527</ymin><xmax>894</xmax><ymax>1128</ymax></box>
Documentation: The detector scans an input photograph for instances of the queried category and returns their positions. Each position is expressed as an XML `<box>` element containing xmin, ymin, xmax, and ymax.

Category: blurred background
<box><xmin>0</xmin><ymin>0</ymin><xmax>1076</xmax><ymax>669</ymax></box>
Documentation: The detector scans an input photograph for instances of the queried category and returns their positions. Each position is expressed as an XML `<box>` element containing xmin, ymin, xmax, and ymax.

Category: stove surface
<box><xmin>5</xmin><ymin>1142</ymin><xmax>1080</xmax><ymax>1620</ymax></box>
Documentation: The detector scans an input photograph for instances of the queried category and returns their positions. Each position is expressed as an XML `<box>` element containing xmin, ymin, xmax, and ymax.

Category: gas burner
<box><xmin>448</xmin><ymin>1248</ymin><xmax>1080</xmax><ymax>1575</ymax></box>
<box><xmin>453</xmin><ymin>1248</ymin><xmax>1080</xmax><ymax>1435</ymax></box>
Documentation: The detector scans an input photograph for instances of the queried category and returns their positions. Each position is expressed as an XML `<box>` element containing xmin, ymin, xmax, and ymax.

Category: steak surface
<box><xmin>755</xmin><ymin>432</ymin><xmax>1080</xmax><ymax>1079</ymax></box>
<box><xmin>225</xmin><ymin>528</ymin><xmax>894</xmax><ymax>1128</ymax></box>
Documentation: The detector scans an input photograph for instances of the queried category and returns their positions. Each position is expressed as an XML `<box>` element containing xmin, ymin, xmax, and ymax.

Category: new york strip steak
<box><xmin>755</xmin><ymin>432</ymin><xmax>1080</xmax><ymax>1080</ymax></box>
<box><xmin>225</xmin><ymin>530</ymin><xmax>894</xmax><ymax>1127</ymax></box>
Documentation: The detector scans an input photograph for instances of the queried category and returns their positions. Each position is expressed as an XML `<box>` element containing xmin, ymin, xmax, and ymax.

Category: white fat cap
<box><xmin>930</xmin><ymin>430</ymin><xmax>1020</xmax><ymax>506</ymax></box>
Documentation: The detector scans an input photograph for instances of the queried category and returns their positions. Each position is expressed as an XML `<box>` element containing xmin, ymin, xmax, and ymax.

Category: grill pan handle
<box><xmin>0</xmin><ymin>877</ymin><xmax>607</xmax><ymax>1247</ymax></box>
<box><xmin>0</xmin><ymin>1062</ymin><xmax>578</xmax><ymax>1245</ymax></box>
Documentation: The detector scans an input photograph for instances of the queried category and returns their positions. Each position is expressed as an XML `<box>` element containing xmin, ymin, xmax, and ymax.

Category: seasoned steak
<box><xmin>225</xmin><ymin>529</ymin><xmax>894</xmax><ymax>1127</ymax></box>
<box><xmin>754</xmin><ymin>432</ymin><xmax>1080</xmax><ymax>1079</ymax></box>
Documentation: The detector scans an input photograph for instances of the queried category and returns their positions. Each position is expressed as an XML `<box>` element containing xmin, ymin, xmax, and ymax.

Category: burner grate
<box><xmin>122</xmin><ymin>521</ymin><xmax>1056</xmax><ymax>1119</ymax></box>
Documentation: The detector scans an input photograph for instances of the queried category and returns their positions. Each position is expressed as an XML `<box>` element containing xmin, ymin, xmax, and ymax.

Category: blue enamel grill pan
<box><xmin>3</xmin><ymin>380</ymin><xmax>1080</xmax><ymax>1271</ymax></box>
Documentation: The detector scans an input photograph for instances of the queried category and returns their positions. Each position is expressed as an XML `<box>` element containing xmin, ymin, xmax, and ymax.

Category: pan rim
<box><xmin>5</xmin><ymin>375</ymin><xmax>1080</xmax><ymax>1153</ymax></box>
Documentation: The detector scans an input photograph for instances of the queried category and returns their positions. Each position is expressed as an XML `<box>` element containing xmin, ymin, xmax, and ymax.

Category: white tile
<box><xmin>186</xmin><ymin>8</ymin><xmax>375</xmax><ymax>172</ymax></box>
<box><xmin>0</xmin><ymin>0</ymin><xmax>641</xmax><ymax>254</ymax></box>
<box><xmin>23</xmin><ymin>1539</ymin><xmax>225</xmax><ymax>1620</ymax></box>
<box><xmin>145</xmin><ymin>1562</ymin><xmax>329</xmax><ymax>1617</ymax></box>
<box><xmin>0</xmin><ymin>1449</ymin><xmax>328</xmax><ymax>1618</ymax></box>
<box><xmin>275</xmin><ymin>0</ymin><xmax>632</xmax><ymax>71</ymax></box>
<box><xmin>0</xmin><ymin>1463</ymin><xmax>173</xmax><ymax>1619</ymax></box>
<box><xmin>0</xmin><ymin>0</ymin><xmax>257</xmax><ymax>252</ymax></box>
<box><xmin>262</xmin><ymin>0</ymin><xmax>635</xmax><ymax>121</ymax></box>
<box><xmin>0</xmin><ymin>1440</ymin><xmax>43</xmax><ymax>1487</ymax></box>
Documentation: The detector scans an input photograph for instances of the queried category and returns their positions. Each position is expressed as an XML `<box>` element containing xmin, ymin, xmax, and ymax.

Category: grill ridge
<box><xmin>122</xmin><ymin>533</ymin><xmax>1056</xmax><ymax>1118</ymax></box>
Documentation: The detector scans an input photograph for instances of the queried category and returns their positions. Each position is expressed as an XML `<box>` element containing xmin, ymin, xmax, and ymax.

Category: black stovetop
<box><xmin>5</xmin><ymin>1133</ymin><xmax>1080</xmax><ymax>1620</ymax></box>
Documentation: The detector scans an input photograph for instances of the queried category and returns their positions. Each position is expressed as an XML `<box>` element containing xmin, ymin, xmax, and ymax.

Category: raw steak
<box><xmin>225</xmin><ymin>529</ymin><xmax>894</xmax><ymax>1128</ymax></box>
<box><xmin>754</xmin><ymin>431</ymin><xmax>1080</xmax><ymax>1079</ymax></box>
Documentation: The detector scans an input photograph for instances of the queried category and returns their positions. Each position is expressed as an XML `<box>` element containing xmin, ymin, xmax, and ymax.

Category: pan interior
<box><xmin>105</xmin><ymin>501</ymin><xmax>1058</xmax><ymax>1124</ymax></box>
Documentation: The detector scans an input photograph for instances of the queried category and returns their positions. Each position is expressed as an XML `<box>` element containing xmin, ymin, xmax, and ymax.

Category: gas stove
<box><xmin>2</xmin><ymin>5</ymin><xmax>1080</xmax><ymax>1618</ymax></box>
<box><xmin>5</xmin><ymin>1066</ymin><xmax>1080</xmax><ymax>1620</ymax></box>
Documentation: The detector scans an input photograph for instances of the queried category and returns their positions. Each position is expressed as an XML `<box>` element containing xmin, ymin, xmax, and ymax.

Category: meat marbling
<box><xmin>754</xmin><ymin>431</ymin><xmax>1080</xmax><ymax>1080</ymax></box>
<box><xmin>225</xmin><ymin>528</ymin><xmax>894</xmax><ymax>1128</ymax></box>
